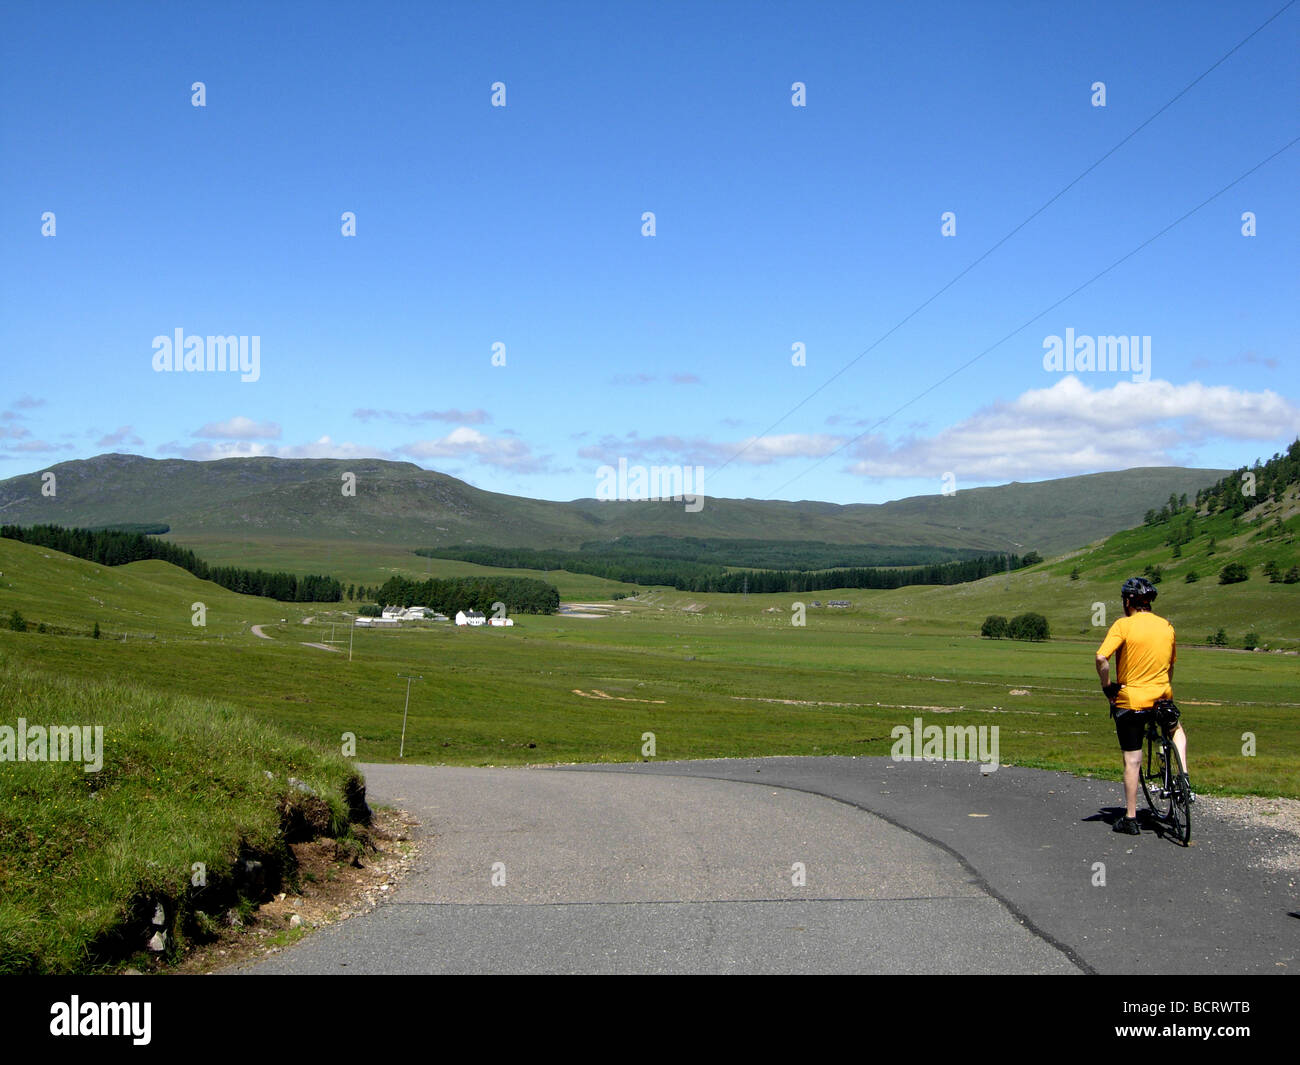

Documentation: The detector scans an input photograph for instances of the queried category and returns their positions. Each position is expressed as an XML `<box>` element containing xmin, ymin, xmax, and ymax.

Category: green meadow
<box><xmin>2</xmin><ymin>522</ymin><xmax>1297</xmax><ymax>973</ymax></box>
<box><xmin>1</xmin><ymin>534</ymin><xmax>1296</xmax><ymax>797</ymax></box>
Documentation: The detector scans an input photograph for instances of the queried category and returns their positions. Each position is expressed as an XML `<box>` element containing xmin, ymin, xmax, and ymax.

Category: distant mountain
<box><xmin>0</xmin><ymin>454</ymin><xmax>1228</xmax><ymax>558</ymax></box>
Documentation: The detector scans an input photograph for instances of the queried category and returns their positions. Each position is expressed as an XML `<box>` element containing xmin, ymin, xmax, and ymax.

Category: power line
<box><xmin>711</xmin><ymin>0</ymin><xmax>1297</xmax><ymax>483</ymax></box>
<box><xmin>764</xmin><ymin>134</ymin><xmax>1300</xmax><ymax>499</ymax></box>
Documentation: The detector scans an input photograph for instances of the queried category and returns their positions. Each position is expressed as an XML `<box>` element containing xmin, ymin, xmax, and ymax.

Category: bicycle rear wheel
<box><xmin>1139</xmin><ymin>727</ymin><xmax>1172</xmax><ymax>820</ymax></box>
<box><xmin>1165</xmin><ymin>739</ymin><xmax>1192</xmax><ymax>846</ymax></box>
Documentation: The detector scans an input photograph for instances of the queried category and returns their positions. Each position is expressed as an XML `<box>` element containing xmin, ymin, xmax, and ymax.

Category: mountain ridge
<box><xmin>0</xmin><ymin>453</ymin><xmax>1228</xmax><ymax>558</ymax></box>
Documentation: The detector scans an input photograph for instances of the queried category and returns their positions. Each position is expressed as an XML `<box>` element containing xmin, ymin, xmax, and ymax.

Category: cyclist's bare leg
<box><xmin>1170</xmin><ymin>724</ymin><xmax>1188</xmax><ymax>775</ymax></box>
<box><xmin>1122</xmin><ymin>749</ymin><xmax>1141</xmax><ymax>818</ymax></box>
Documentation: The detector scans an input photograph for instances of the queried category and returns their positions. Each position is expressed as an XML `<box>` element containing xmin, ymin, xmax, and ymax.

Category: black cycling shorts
<box><xmin>1113</xmin><ymin>708</ymin><xmax>1152</xmax><ymax>752</ymax></box>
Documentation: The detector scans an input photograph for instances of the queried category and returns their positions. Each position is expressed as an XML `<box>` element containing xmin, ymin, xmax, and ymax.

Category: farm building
<box><xmin>455</xmin><ymin>610</ymin><xmax>487</xmax><ymax>627</ymax></box>
<box><xmin>488</xmin><ymin>617</ymin><xmax>514</xmax><ymax>627</ymax></box>
<box><xmin>355</xmin><ymin>616</ymin><xmax>400</xmax><ymax>628</ymax></box>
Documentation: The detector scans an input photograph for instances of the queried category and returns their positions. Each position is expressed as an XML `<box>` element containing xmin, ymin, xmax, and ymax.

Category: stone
<box><xmin>147</xmin><ymin>931</ymin><xmax>167</xmax><ymax>952</ymax></box>
<box><xmin>151</xmin><ymin>902</ymin><xmax>166</xmax><ymax>927</ymax></box>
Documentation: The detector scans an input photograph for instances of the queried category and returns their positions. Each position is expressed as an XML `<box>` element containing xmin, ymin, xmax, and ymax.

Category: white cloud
<box><xmin>400</xmin><ymin>427</ymin><xmax>544</xmax><ymax>471</ymax></box>
<box><xmin>193</xmin><ymin>416</ymin><xmax>283</xmax><ymax>440</ymax></box>
<box><xmin>96</xmin><ymin>426</ymin><xmax>145</xmax><ymax>447</ymax></box>
<box><xmin>353</xmin><ymin>408</ymin><xmax>490</xmax><ymax>425</ymax></box>
<box><xmin>1</xmin><ymin>439</ymin><xmax>70</xmax><ymax>454</ymax></box>
<box><xmin>577</xmin><ymin>431</ymin><xmax>842</xmax><ymax>467</ymax></box>
<box><xmin>164</xmin><ymin>436</ymin><xmax>389</xmax><ymax>461</ymax></box>
<box><xmin>846</xmin><ymin>377</ymin><xmax>1300</xmax><ymax>480</ymax></box>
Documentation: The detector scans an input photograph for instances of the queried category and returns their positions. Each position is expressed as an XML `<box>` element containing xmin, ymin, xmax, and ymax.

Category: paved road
<box><xmin>242</xmin><ymin>757</ymin><xmax>1297</xmax><ymax>975</ymax></box>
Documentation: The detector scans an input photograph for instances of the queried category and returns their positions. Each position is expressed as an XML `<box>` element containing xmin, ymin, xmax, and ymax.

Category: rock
<box><xmin>287</xmin><ymin>776</ymin><xmax>317</xmax><ymax>797</ymax></box>
<box><xmin>224</xmin><ymin>909</ymin><xmax>243</xmax><ymax>928</ymax></box>
<box><xmin>147</xmin><ymin>931</ymin><xmax>167</xmax><ymax>952</ymax></box>
<box><xmin>236</xmin><ymin>858</ymin><xmax>266</xmax><ymax>895</ymax></box>
<box><xmin>122</xmin><ymin>967</ymin><xmax>143</xmax><ymax>975</ymax></box>
<box><xmin>288</xmin><ymin>914</ymin><xmax>302</xmax><ymax>929</ymax></box>
<box><xmin>151</xmin><ymin>902</ymin><xmax>166</xmax><ymax>927</ymax></box>
<box><xmin>1009</xmin><ymin>689</ymin><xmax>1031</xmax><ymax>696</ymax></box>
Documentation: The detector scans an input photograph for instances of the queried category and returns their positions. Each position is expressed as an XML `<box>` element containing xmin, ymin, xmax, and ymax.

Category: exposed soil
<box><xmin>170</xmin><ymin>805</ymin><xmax>422</xmax><ymax>974</ymax></box>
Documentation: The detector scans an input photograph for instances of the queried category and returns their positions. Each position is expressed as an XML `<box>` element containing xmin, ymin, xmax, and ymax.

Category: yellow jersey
<box><xmin>1097</xmin><ymin>610</ymin><xmax>1176</xmax><ymax>711</ymax></box>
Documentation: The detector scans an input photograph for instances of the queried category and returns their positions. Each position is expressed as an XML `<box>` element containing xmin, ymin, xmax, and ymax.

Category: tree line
<box><xmin>375</xmin><ymin>574</ymin><xmax>559</xmax><ymax>615</ymax></box>
<box><xmin>0</xmin><ymin>524</ymin><xmax>342</xmax><ymax>602</ymax></box>
<box><xmin>1193</xmin><ymin>438</ymin><xmax>1300</xmax><ymax>519</ymax></box>
<box><xmin>415</xmin><ymin>544</ymin><xmax>1037</xmax><ymax>594</ymax></box>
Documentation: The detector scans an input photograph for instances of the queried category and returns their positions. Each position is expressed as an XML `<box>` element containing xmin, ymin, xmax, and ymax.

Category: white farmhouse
<box><xmin>455</xmin><ymin>610</ymin><xmax>487</xmax><ymax>627</ymax></box>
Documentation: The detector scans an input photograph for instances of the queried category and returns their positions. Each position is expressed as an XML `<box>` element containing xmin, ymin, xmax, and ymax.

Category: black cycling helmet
<box><xmin>1121</xmin><ymin>576</ymin><xmax>1158</xmax><ymax>604</ymax></box>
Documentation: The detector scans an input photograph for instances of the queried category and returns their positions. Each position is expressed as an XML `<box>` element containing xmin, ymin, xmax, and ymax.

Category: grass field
<box><xmin>2</xmin><ymin>531</ymin><xmax>1297</xmax><ymax>973</ymax></box>
<box><xmin>2</xmin><ymin>539</ymin><xmax>1296</xmax><ymax>797</ymax></box>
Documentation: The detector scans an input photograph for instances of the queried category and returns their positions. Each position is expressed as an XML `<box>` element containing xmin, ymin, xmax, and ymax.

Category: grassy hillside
<box><xmin>0</xmin><ymin>536</ymin><xmax>314</xmax><ymax>638</ymax></box>
<box><xmin>0</xmin><ymin>453</ymin><xmax>1226</xmax><ymax>561</ymax></box>
<box><xmin>0</xmin><ymin>661</ymin><xmax>364</xmax><ymax>974</ymax></box>
<box><xmin>0</xmin><ymin>540</ymin><xmax>1295</xmax><ymax>800</ymax></box>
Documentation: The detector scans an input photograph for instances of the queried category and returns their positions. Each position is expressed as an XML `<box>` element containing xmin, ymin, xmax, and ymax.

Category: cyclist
<box><xmin>1095</xmin><ymin>576</ymin><xmax>1190</xmax><ymax>834</ymax></box>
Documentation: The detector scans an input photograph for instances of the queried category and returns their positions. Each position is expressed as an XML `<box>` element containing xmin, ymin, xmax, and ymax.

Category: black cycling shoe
<box><xmin>1113</xmin><ymin>816</ymin><xmax>1141</xmax><ymax>835</ymax></box>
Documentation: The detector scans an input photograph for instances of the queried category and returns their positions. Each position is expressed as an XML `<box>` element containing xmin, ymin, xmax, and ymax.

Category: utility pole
<box><xmin>397</xmin><ymin>674</ymin><xmax>423</xmax><ymax>758</ymax></box>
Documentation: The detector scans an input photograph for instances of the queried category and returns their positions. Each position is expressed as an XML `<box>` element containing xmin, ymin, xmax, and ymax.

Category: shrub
<box><xmin>8</xmin><ymin>610</ymin><xmax>26</xmax><ymax>632</ymax></box>
<box><xmin>1021</xmin><ymin>551</ymin><xmax>1043</xmax><ymax>566</ymax></box>
<box><xmin>1285</xmin><ymin>566</ymin><xmax>1300</xmax><ymax>585</ymax></box>
<box><xmin>1069</xmin><ymin>567</ymin><xmax>1080</xmax><ymax>581</ymax></box>
<box><xmin>1142</xmin><ymin>564</ymin><xmax>1163</xmax><ymax>585</ymax></box>
<box><xmin>981</xmin><ymin>615</ymin><xmax>1009</xmax><ymax>639</ymax></box>
<box><xmin>1243</xmin><ymin>631</ymin><xmax>1260</xmax><ymax>651</ymax></box>
<box><xmin>1008</xmin><ymin>612</ymin><xmax>1051</xmax><ymax>641</ymax></box>
<box><xmin>1218</xmin><ymin>563</ymin><xmax>1249</xmax><ymax>585</ymax></box>
<box><xmin>1214</xmin><ymin>628</ymin><xmax>1228</xmax><ymax>647</ymax></box>
<box><xmin>1263</xmin><ymin>560</ymin><xmax>1280</xmax><ymax>583</ymax></box>
<box><xmin>357</xmin><ymin>603</ymin><xmax>382</xmax><ymax>618</ymax></box>
<box><xmin>92</xmin><ymin>621</ymin><xmax>100</xmax><ymax>639</ymax></box>
<box><xmin>1185</xmin><ymin>570</ymin><xmax>1198</xmax><ymax>583</ymax></box>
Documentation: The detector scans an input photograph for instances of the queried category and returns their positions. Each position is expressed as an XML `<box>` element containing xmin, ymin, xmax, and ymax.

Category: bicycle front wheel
<box><xmin>1140</xmin><ymin>729</ymin><xmax>1172</xmax><ymax>821</ymax></box>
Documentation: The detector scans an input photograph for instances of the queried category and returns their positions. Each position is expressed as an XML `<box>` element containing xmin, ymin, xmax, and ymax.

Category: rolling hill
<box><xmin>0</xmin><ymin>454</ymin><xmax>1227</xmax><ymax>562</ymax></box>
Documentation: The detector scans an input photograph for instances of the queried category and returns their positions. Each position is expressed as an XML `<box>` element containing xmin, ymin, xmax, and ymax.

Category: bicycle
<box><xmin>1137</xmin><ymin>698</ymin><xmax>1192</xmax><ymax>846</ymax></box>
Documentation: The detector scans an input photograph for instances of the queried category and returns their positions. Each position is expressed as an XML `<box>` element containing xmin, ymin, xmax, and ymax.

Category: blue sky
<box><xmin>1</xmin><ymin>0</ymin><xmax>1297</xmax><ymax>505</ymax></box>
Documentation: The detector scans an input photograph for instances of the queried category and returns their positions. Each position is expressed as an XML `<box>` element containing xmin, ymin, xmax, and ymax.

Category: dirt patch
<box><xmin>171</xmin><ymin>806</ymin><xmax>422</xmax><ymax>974</ymax></box>
<box><xmin>573</xmin><ymin>688</ymin><xmax>666</xmax><ymax>704</ymax></box>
